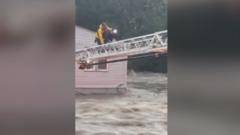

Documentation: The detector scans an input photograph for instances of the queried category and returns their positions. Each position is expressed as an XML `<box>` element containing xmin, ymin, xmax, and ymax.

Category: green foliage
<box><xmin>76</xmin><ymin>0</ymin><xmax>167</xmax><ymax>72</ymax></box>
<box><xmin>128</xmin><ymin>54</ymin><xmax>167</xmax><ymax>72</ymax></box>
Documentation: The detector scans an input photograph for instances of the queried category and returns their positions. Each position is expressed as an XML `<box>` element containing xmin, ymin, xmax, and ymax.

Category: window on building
<box><xmin>97</xmin><ymin>59</ymin><xmax>107</xmax><ymax>70</ymax></box>
<box><xmin>84</xmin><ymin>63</ymin><xmax>95</xmax><ymax>71</ymax></box>
<box><xmin>86</xmin><ymin>64</ymin><xmax>94</xmax><ymax>69</ymax></box>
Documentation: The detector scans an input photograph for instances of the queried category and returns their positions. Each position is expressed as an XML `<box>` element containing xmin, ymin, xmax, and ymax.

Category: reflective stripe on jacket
<box><xmin>96</xmin><ymin>24</ymin><xmax>111</xmax><ymax>45</ymax></box>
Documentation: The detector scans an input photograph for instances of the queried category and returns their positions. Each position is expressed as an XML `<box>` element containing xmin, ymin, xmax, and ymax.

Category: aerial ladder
<box><xmin>76</xmin><ymin>30</ymin><xmax>168</xmax><ymax>69</ymax></box>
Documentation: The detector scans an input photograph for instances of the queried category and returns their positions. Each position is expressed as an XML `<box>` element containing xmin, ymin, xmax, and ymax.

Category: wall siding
<box><xmin>75</xmin><ymin>26</ymin><xmax>127</xmax><ymax>89</ymax></box>
<box><xmin>75</xmin><ymin>60</ymin><xmax>127</xmax><ymax>88</ymax></box>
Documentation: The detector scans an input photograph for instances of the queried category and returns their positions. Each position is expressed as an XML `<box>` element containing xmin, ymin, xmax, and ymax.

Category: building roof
<box><xmin>75</xmin><ymin>26</ymin><xmax>96</xmax><ymax>52</ymax></box>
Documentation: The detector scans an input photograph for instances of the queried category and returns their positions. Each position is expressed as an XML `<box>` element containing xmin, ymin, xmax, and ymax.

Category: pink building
<box><xmin>75</xmin><ymin>26</ymin><xmax>127</xmax><ymax>94</ymax></box>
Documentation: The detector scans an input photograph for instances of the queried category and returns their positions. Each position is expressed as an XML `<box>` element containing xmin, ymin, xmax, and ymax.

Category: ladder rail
<box><xmin>76</xmin><ymin>30</ymin><xmax>167</xmax><ymax>62</ymax></box>
<box><xmin>75</xmin><ymin>30</ymin><xmax>167</xmax><ymax>52</ymax></box>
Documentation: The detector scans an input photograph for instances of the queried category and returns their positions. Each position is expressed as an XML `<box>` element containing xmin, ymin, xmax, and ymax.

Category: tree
<box><xmin>76</xmin><ymin>0</ymin><xmax>167</xmax><ymax>72</ymax></box>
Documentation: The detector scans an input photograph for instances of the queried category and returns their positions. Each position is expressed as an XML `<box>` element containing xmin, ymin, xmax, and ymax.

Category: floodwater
<box><xmin>75</xmin><ymin>72</ymin><xmax>167</xmax><ymax>135</ymax></box>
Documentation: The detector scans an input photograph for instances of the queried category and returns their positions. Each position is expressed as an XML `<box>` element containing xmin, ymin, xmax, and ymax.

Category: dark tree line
<box><xmin>76</xmin><ymin>0</ymin><xmax>167</xmax><ymax>73</ymax></box>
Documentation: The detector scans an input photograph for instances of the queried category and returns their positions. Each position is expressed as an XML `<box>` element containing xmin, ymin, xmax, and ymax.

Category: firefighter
<box><xmin>95</xmin><ymin>22</ymin><xmax>112</xmax><ymax>45</ymax></box>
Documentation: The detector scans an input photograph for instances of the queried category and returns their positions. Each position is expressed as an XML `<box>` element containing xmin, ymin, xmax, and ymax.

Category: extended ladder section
<box><xmin>76</xmin><ymin>30</ymin><xmax>167</xmax><ymax>63</ymax></box>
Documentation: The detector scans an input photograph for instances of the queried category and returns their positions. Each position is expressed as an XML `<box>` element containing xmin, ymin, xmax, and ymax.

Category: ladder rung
<box><xmin>76</xmin><ymin>30</ymin><xmax>167</xmax><ymax>61</ymax></box>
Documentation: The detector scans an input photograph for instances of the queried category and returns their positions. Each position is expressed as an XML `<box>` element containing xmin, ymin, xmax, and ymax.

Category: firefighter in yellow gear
<box><xmin>95</xmin><ymin>23</ymin><xmax>111</xmax><ymax>45</ymax></box>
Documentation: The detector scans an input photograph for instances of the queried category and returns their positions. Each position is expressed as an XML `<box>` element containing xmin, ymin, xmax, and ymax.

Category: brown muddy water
<box><xmin>76</xmin><ymin>72</ymin><xmax>167</xmax><ymax>135</ymax></box>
